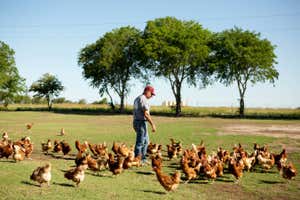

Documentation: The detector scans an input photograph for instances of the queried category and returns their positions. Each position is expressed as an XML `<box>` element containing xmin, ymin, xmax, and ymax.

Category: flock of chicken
<box><xmin>0</xmin><ymin>126</ymin><xmax>298</xmax><ymax>192</ymax></box>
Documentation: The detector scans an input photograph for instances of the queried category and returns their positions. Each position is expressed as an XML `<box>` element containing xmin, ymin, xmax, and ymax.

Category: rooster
<box><xmin>75</xmin><ymin>140</ymin><xmax>88</xmax><ymax>153</ymax></box>
<box><xmin>153</xmin><ymin>166</ymin><xmax>181</xmax><ymax>192</ymax></box>
<box><xmin>30</xmin><ymin>163</ymin><xmax>52</xmax><ymax>187</ymax></box>
<box><xmin>64</xmin><ymin>163</ymin><xmax>88</xmax><ymax>187</ymax></box>
<box><xmin>41</xmin><ymin>139</ymin><xmax>52</xmax><ymax>155</ymax></box>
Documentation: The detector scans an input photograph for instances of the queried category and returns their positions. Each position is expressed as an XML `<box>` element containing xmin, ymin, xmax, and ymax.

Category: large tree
<box><xmin>78</xmin><ymin>26</ymin><xmax>142</xmax><ymax>112</ymax></box>
<box><xmin>29</xmin><ymin>73</ymin><xmax>64</xmax><ymax>111</ymax></box>
<box><xmin>211</xmin><ymin>27</ymin><xmax>279</xmax><ymax>116</ymax></box>
<box><xmin>0</xmin><ymin>41</ymin><xmax>26</xmax><ymax>107</ymax></box>
<box><xmin>140</xmin><ymin>17</ymin><xmax>213</xmax><ymax>116</ymax></box>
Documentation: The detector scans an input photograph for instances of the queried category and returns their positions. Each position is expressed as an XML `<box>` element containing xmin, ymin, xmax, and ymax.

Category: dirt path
<box><xmin>218</xmin><ymin>123</ymin><xmax>300</xmax><ymax>139</ymax></box>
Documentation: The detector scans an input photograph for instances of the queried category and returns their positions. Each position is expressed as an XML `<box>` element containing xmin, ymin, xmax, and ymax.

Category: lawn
<box><xmin>0</xmin><ymin>112</ymin><xmax>299</xmax><ymax>200</ymax></box>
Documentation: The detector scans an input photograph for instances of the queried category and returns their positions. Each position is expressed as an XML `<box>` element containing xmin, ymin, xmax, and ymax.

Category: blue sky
<box><xmin>0</xmin><ymin>0</ymin><xmax>299</xmax><ymax>108</ymax></box>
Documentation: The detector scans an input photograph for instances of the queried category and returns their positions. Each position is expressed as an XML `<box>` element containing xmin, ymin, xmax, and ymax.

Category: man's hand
<box><xmin>151</xmin><ymin>124</ymin><xmax>156</xmax><ymax>133</ymax></box>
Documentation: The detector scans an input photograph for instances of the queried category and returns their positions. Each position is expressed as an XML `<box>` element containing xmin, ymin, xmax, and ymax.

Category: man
<box><xmin>133</xmin><ymin>85</ymin><xmax>156</xmax><ymax>165</ymax></box>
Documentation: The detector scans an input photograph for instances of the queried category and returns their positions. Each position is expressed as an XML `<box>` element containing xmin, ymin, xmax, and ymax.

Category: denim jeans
<box><xmin>133</xmin><ymin>120</ymin><xmax>149</xmax><ymax>161</ymax></box>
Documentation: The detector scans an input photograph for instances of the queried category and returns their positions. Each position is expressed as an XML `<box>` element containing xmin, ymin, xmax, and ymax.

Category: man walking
<box><xmin>133</xmin><ymin>85</ymin><xmax>156</xmax><ymax>165</ymax></box>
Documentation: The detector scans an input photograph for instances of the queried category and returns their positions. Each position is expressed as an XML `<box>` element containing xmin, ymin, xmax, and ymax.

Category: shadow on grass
<box><xmin>135</xmin><ymin>171</ymin><xmax>154</xmax><ymax>176</ymax></box>
<box><xmin>0</xmin><ymin>159</ymin><xmax>15</xmax><ymax>163</ymax></box>
<box><xmin>252</xmin><ymin>168</ymin><xmax>278</xmax><ymax>174</ymax></box>
<box><xmin>259</xmin><ymin>180</ymin><xmax>284</xmax><ymax>184</ymax></box>
<box><xmin>50</xmin><ymin>154</ymin><xmax>75</xmax><ymax>161</ymax></box>
<box><xmin>21</xmin><ymin>181</ymin><xmax>40</xmax><ymax>187</ymax></box>
<box><xmin>141</xmin><ymin>189</ymin><xmax>167</xmax><ymax>195</ymax></box>
<box><xmin>53</xmin><ymin>182</ymin><xmax>75</xmax><ymax>187</ymax></box>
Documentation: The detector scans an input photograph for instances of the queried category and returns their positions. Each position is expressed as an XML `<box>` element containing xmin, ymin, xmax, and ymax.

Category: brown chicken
<box><xmin>60</xmin><ymin>128</ymin><xmax>65</xmax><ymax>136</ymax></box>
<box><xmin>151</xmin><ymin>154</ymin><xmax>163</xmax><ymax>169</ymax></box>
<box><xmin>41</xmin><ymin>139</ymin><xmax>52</xmax><ymax>155</ymax></box>
<box><xmin>53</xmin><ymin>140</ymin><xmax>62</xmax><ymax>153</ymax></box>
<box><xmin>279</xmin><ymin>162</ymin><xmax>297</xmax><ymax>180</ymax></box>
<box><xmin>108</xmin><ymin>153</ymin><xmax>124</xmax><ymax>175</ymax></box>
<box><xmin>30</xmin><ymin>163</ymin><xmax>52</xmax><ymax>187</ymax></box>
<box><xmin>64</xmin><ymin>163</ymin><xmax>88</xmax><ymax>187</ymax></box>
<box><xmin>170</xmin><ymin>138</ymin><xmax>183</xmax><ymax>156</ymax></box>
<box><xmin>13</xmin><ymin>145</ymin><xmax>26</xmax><ymax>162</ymax></box>
<box><xmin>0</xmin><ymin>142</ymin><xmax>13</xmax><ymax>159</ymax></box>
<box><xmin>181</xmin><ymin>156</ymin><xmax>200</xmax><ymax>183</ymax></box>
<box><xmin>273</xmin><ymin>149</ymin><xmax>287</xmax><ymax>170</ymax></box>
<box><xmin>228</xmin><ymin>157</ymin><xmax>244</xmax><ymax>182</ymax></box>
<box><xmin>123</xmin><ymin>152</ymin><xmax>142</xmax><ymax>169</ymax></box>
<box><xmin>112</xmin><ymin>141</ymin><xmax>119</xmax><ymax>155</ymax></box>
<box><xmin>24</xmin><ymin>142</ymin><xmax>34</xmax><ymax>159</ymax></box>
<box><xmin>26</xmin><ymin>123</ymin><xmax>34</xmax><ymax>130</ymax></box>
<box><xmin>1</xmin><ymin>132</ymin><xmax>9</xmax><ymax>145</ymax></box>
<box><xmin>241</xmin><ymin>152</ymin><xmax>256</xmax><ymax>172</ymax></box>
<box><xmin>75</xmin><ymin>151</ymin><xmax>87</xmax><ymax>166</ymax></box>
<box><xmin>257</xmin><ymin>153</ymin><xmax>275</xmax><ymax>170</ymax></box>
<box><xmin>166</xmin><ymin>144</ymin><xmax>177</xmax><ymax>160</ymax></box>
<box><xmin>75</xmin><ymin>140</ymin><xmax>88</xmax><ymax>153</ymax></box>
<box><xmin>61</xmin><ymin>141</ymin><xmax>72</xmax><ymax>155</ymax></box>
<box><xmin>117</xmin><ymin>144</ymin><xmax>132</xmax><ymax>157</ymax></box>
<box><xmin>153</xmin><ymin>166</ymin><xmax>181</xmax><ymax>192</ymax></box>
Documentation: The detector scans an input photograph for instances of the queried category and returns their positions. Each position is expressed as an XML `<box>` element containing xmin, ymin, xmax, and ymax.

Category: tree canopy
<box><xmin>0</xmin><ymin>41</ymin><xmax>26</xmax><ymax>107</ymax></box>
<box><xmin>211</xmin><ymin>27</ymin><xmax>279</xmax><ymax>116</ymax></box>
<box><xmin>29</xmin><ymin>73</ymin><xmax>64</xmax><ymax>110</ymax></box>
<box><xmin>140</xmin><ymin>17</ymin><xmax>213</xmax><ymax>116</ymax></box>
<box><xmin>78</xmin><ymin>26</ymin><xmax>142</xmax><ymax>112</ymax></box>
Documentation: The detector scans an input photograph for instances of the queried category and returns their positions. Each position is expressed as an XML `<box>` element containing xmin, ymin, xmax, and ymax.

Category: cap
<box><xmin>144</xmin><ymin>85</ymin><xmax>155</xmax><ymax>96</ymax></box>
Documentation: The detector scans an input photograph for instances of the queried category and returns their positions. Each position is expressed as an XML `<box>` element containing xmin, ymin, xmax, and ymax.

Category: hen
<box><xmin>75</xmin><ymin>140</ymin><xmax>88</xmax><ymax>153</ymax></box>
<box><xmin>153</xmin><ymin>166</ymin><xmax>181</xmax><ymax>192</ymax></box>
<box><xmin>228</xmin><ymin>157</ymin><xmax>244</xmax><ymax>183</ymax></box>
<box><xmin>13</xmin><ymin>145</ymin><xmax>26</xmax><ymax>162</ymax></box>
<box><xmin>61</xmin><ymin>141</ymin><xmax>72</xmax><ymax>155</ymax></box>
<box><xmin>30</xmin><ymin>163</ymin><xmax>52</xmax><ymax>187</ymax></box>
<box><xmin>64</xmin><ymin>163</ymin><xmax>88</xmax><ymax>187</ymax></box>
<box><xmin>108</xmin><ymin>153</ymin><xmax>124</xmax><ymax>175</ymax></box>
<box><xmin>41</xmin><ymin>139</ymin><xmax>52</xmax><ymax>155</ymax></box>
<box><xmin>279</xmin><ymin>162</ymin><xmax>297</xmax><ymax>180</ymax></box>
<box><xmin>0</xmin><ymin>142</ymin><xmax>13</xmax><ymax>159</ymax></box>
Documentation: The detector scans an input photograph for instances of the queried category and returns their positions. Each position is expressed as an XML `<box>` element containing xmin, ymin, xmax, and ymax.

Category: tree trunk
<box><xmin>105</xmin><ymin>89</ymin><xmax>115</xmax><ymax>110</ymax></box>
<box><xmin>119</xmin><ymin>94</ymin><xmax>125</xmax><ymax>113</ymax></box>
<box><xmin>175</xmin><ymin>91</ymin><xmax>182</xmax><ymax>117</ymax></box>
<box><xmin>239</xmin><ymin>97</ymin><xmax>244</xmax><ymax>117</ymax></box>
<box><xmin>46</xmin><ymin>96</ymin><xmax>52</xmax><ymax>111</ymax></box>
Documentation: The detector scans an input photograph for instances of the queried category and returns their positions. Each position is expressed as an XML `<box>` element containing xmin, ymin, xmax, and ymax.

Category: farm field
<box><xmin>0</xmin><ymin>111</ymin><xmax>299</xmax><ymax>200</ymax></box>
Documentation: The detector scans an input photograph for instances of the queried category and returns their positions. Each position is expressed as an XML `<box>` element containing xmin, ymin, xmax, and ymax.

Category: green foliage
<box><xmin>29</xmin><ymin>73</ymin><xmax>64</xmax><ymax>110</ymax></box>
<box><xmin>92</xmin><ymin>97</ymin><xmax>108</xmax><ymax>105</ymax></box>
<box><xmin>77</xmin><ymin>98</ymin><xmax>87</xmax><ymax>104</ymax></box>
<box><xmin>140</xmin><ymin>17</ymin><xmax>213</xmax><ymax>116</ymax></box>
<box><xmin>78</xmin><ymin>26</ymin><xmax>142</xmax><ymax>112</ymax></box>
<box><xmin>0</xmin><ymin>41</ymin><xmax>26</xmax><ymax>107</ymax></box>
<box><xmin>211</xmin><ymin>27</ymin><xmax>279</xmax><ymax>116</ymax></box>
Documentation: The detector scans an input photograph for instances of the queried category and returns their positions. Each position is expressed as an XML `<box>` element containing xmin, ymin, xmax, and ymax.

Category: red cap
<box><xmin>144</xmin><ymin>85</ymin><xmax>155</xmax><ymax>96</ymax></box>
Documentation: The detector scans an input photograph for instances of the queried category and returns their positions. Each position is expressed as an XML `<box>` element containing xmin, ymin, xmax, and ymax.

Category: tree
<box><xmin>140</xmin><ymin>17</ymin><xmax>213</xmax><ymax>116</ymax></box>
<box><xmin>211</xmin><ymin>27</ymin><xmax>279</xmax><ymax>116</ymax></box>
<box><xmin>0</xmin><ymin>41</ymin><xmax>26</xmax><ymax>107</ymax></box>
<box><xmin>78</xmin><ymin>26</ymin><xmax>142</xmax><ymax>112</ymax></box>
<box><xmin>29</xmin><ymin>73</ymin><xmax>64</xmax><ymax>111</ymax></box>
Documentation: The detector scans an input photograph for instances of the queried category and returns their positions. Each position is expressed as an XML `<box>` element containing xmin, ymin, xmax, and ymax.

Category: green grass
<box><xmin>0</xmin><ymin>112</ymin><xmax>299</xmax><ymax>200</ymax></box>
<box><xmin>2</xmin><ymin>103</ymin><xmax>300</xmax><ymax>119</ymax></box>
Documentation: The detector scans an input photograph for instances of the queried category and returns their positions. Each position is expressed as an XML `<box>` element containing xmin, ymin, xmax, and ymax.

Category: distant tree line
<box><xmin>1</xmin><ymin>16</ymin><xmax>279</xmax><ymax>116</ymax></box>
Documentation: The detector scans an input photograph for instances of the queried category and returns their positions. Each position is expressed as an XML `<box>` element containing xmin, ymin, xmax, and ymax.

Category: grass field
<box><xmin>2</xmin><ymin>103</ymin><xmax>300</xmax><ymax>119</ymax></box>
<box><xmin>0</xmin><ymin>111</ymin><xmax>299</xmax><ymax>200</ymax></box>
